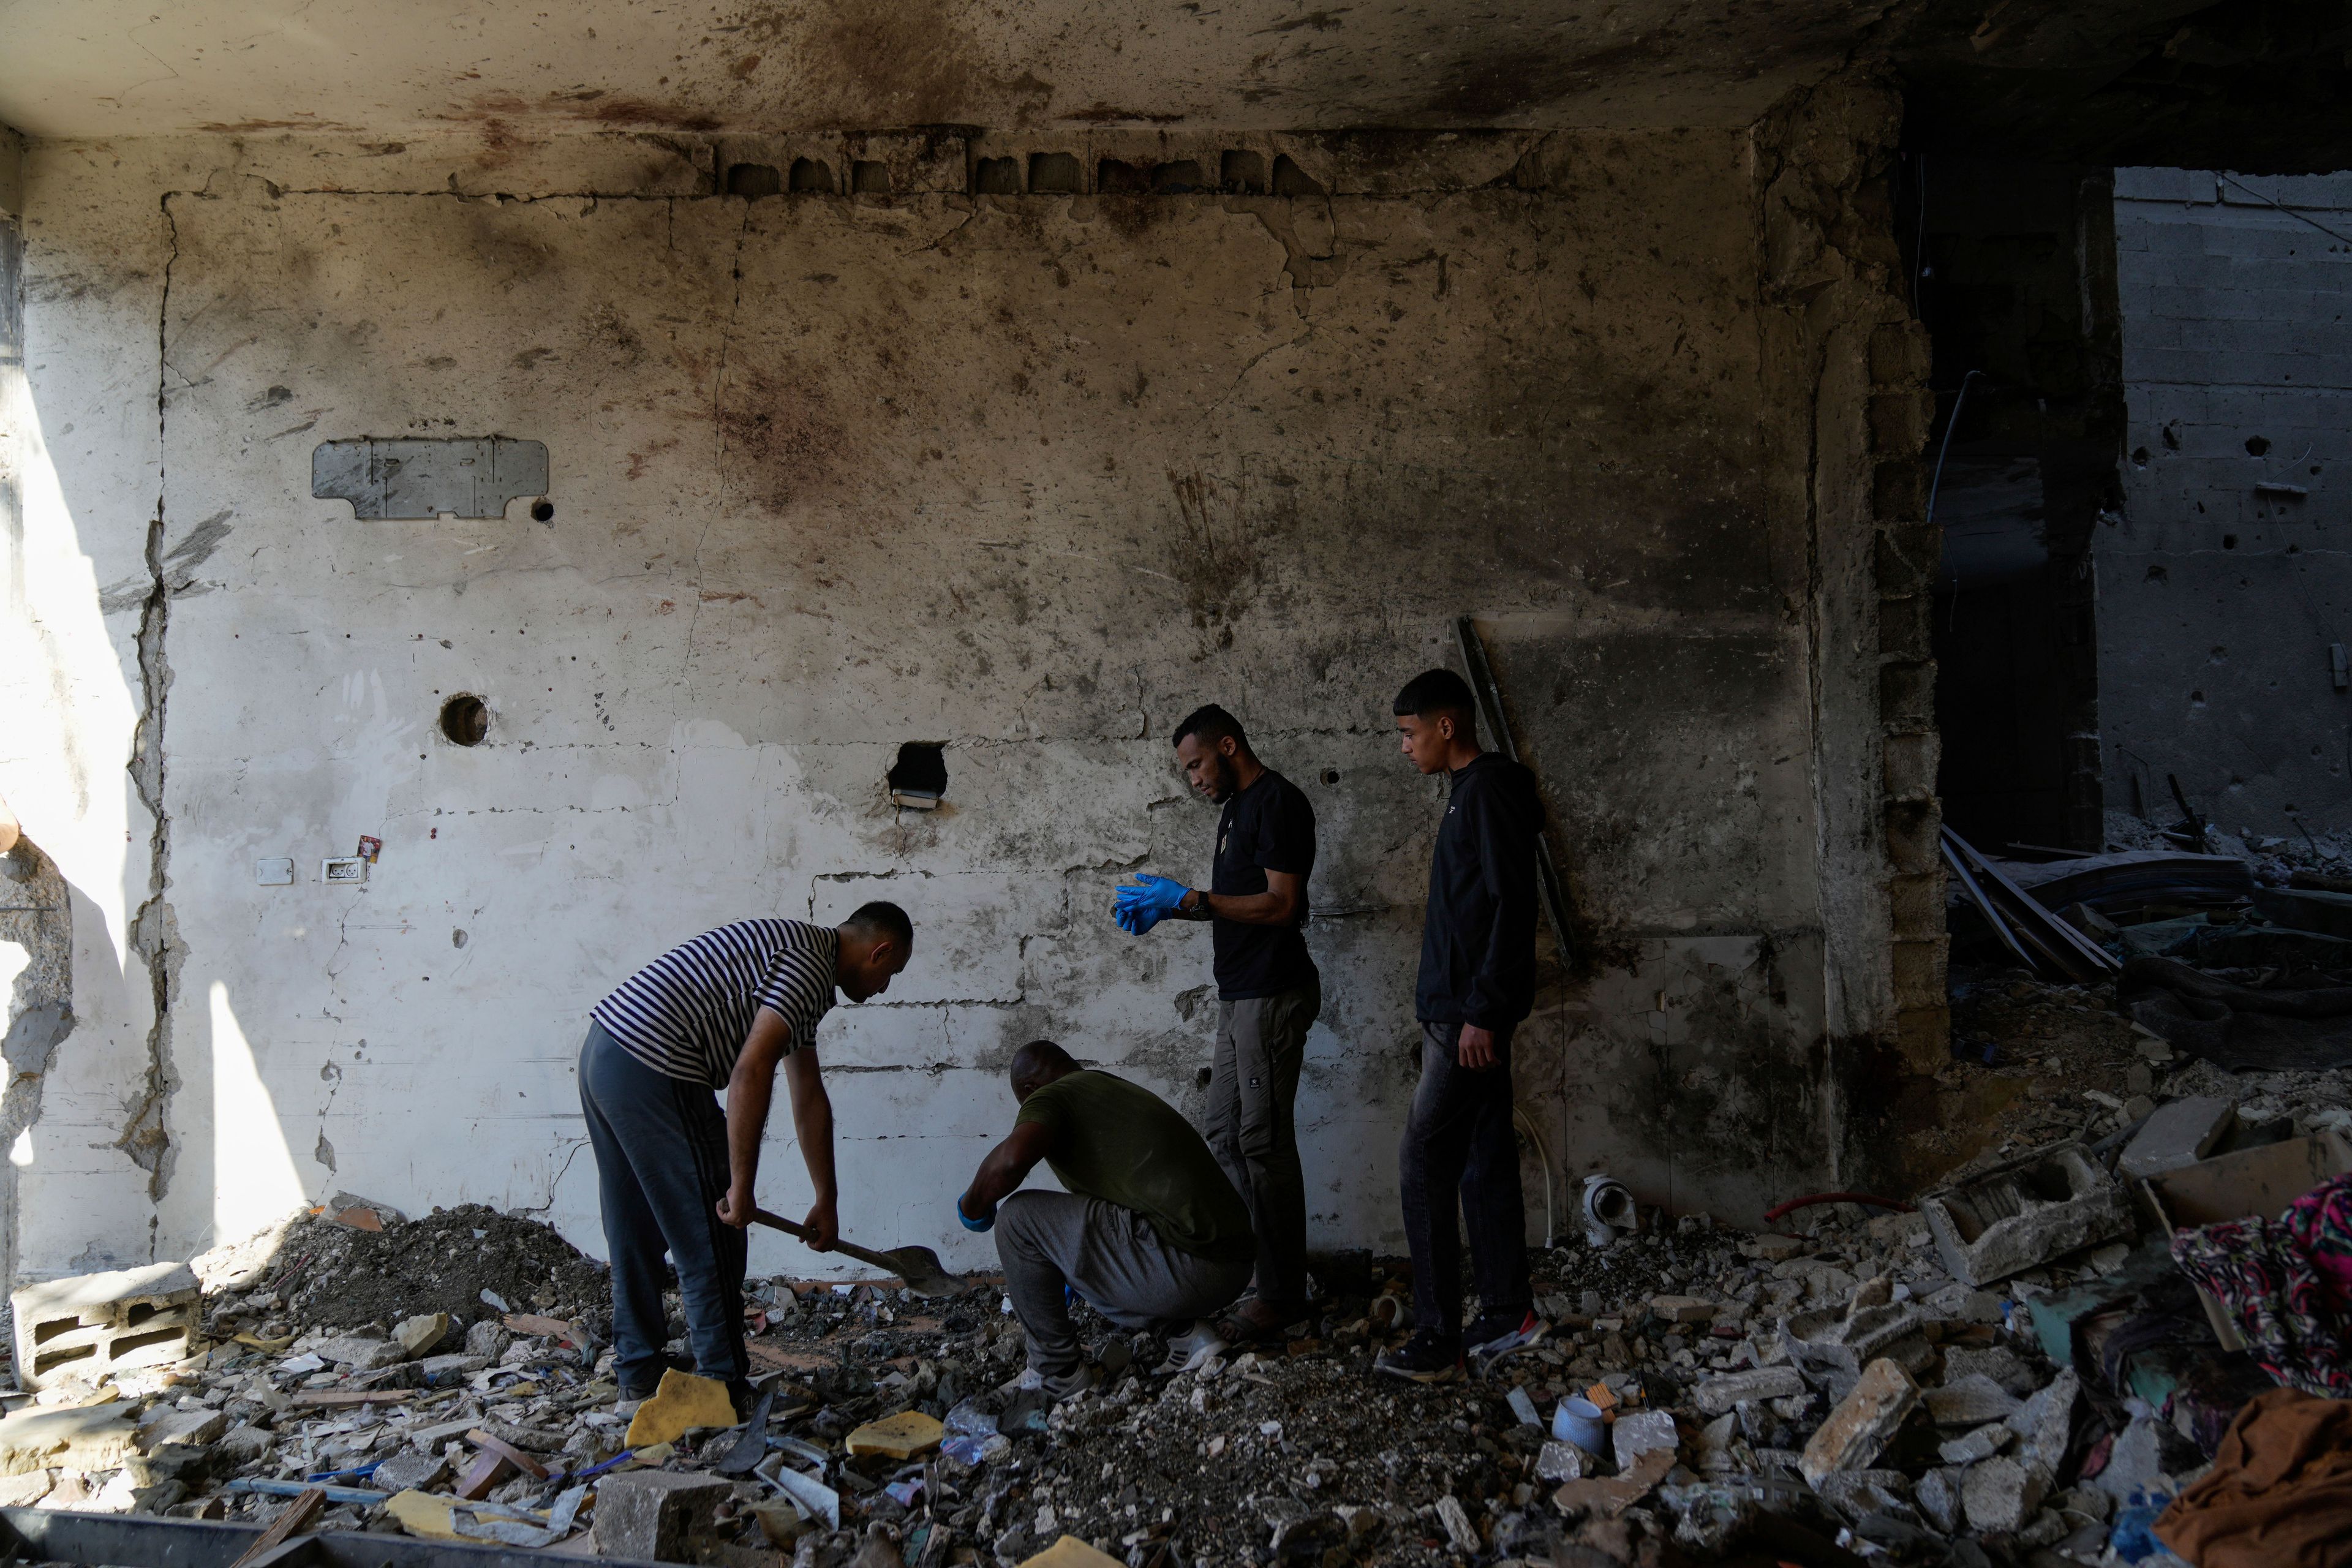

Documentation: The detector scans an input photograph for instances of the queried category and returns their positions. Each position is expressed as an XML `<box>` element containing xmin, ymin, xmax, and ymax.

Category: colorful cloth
<box><xmin>2278</xmin><ymin>1172</ymin><xmax>2352</xmax><ymax>1319</ymax></box>
<box><xmin>2171</xmin><ymin>1189</ymin><xmax>2352</xmax><ymax>1398</ymax></box>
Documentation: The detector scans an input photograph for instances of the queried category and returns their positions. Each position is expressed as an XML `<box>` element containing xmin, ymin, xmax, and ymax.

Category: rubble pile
<box><xmin>0</xmin><ymin>1024</ymin><xmax>2341</xmax><ymax>1564</ymax></box>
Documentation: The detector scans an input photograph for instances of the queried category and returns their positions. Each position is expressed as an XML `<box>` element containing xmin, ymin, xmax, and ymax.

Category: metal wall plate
<box><xmin>312</xmin><ymin>438</ymin><xmax>548</xmax><ymax>520</ymax></box>
<box><xmin>255</xmin><ymin>858</ymin><xmax>295</xmax><ymax>885</ymax></box>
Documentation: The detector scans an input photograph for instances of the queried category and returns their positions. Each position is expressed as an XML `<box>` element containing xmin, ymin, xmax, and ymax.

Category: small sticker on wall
<box><xmin>255</xmin><ymin>858</ymin><xmax>295</xmax><ymax>886</ymax></box>
<box><xmin>322</xmin><ymin>857</ymin><xmax>369</xmax><ymax>884</ymax></box>
<box><xmin>356</xmin><ymin>835</ymin><xmax>383</xmax><ymax>862</ymax></box>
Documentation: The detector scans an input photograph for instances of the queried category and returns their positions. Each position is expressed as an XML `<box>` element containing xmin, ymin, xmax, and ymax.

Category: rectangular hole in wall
<box><xmin>1271</xmin><ymin>154</ymin><xmax>1326</xmax><ymax>198</ymax></box>
<box><xmin>974</xmin><ymin>157</ymin><xmax>1020</xmax><ymax>195</ymax></box>
<box><xmin>851</xmin><ymin>160</ymin><xmax>891</xmax><ymax>195</ymax></box>
<box><xmin>1028</xmin><ymin>152</ymin><xmax>1082</xmax><ymax>194</ymax></box>
<box><xmin>1152</xmin><ymin>160</ymin><xmax>1207</xmax><ymax>194</ymax></box>
<box><xmin>107</xmin><ymin>1327</ymin><xmax>189</xmax><ymax>1359</ymax></box>
<box><xmin>726</xmin><ymin>163</ymin><xmax>783</xmax><ymax>198</ymax></box>
<box><xmin>1221</xmin><ymin>151</ymin><xmax>1267</xmax><ymax>195</ymax></box>
<box><xmin>789</xmin><ymin>159</ymin><xmax>837</xmax><ymax>194</ymax></box>
<box><xmin>33</xmin><ymin>1344</ymin><xmax>95</xmax><ymax>1376</ymax></box>
<box><xmin>1096</xmin><ymin>159</ymin><xmax>1150</xmax><ymax>195</ymax></box>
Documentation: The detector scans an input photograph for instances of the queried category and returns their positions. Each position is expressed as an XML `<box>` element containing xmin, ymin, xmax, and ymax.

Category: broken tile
<box><xmin>1611</xmin><ymin>1409</ymin><xmax>1679</xmax><ymax>1471</ymax></box>
<box><xmin>1535</xmin><ymin>1441</ymin><xmax>1593</xmax><ymax>1482</ymax></box>
<box><xmin>2117</xmin><ymin>1096</ymin><xmax>2236</xmax><ymax>1180</ymax></box>
<box><xmin>1551</xmin><ymin>1448</ymin><xmax>1673</xmax><ymax>1520</ymax></box>
<box><xmin>1798</xmin><ymin>1357</ymin><xmax>1920</xmax><ymax>1487</ymax></box>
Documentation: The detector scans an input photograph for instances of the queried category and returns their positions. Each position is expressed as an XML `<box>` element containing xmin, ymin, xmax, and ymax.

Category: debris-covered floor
<box><xmin>0</xmin><ymin>986</ymin><xmax>2346</xmax><ymax>1568</ymax></box>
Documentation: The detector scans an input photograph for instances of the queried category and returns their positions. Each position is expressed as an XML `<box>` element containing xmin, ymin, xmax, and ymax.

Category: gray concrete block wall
<box><xmin>2100</xmin><ymin>168</ymin><xmax>2352</xmax><ymax>831</ymax></box>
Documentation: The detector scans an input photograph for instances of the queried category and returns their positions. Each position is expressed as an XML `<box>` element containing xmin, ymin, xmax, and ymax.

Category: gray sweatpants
<box><xmin>1205</xmin><ymin>975</ymin><xmax>1321</xmax><ymax>1306</ymax></box>
<box><xmin>995</xmin><ymin>1191</ymin><xmax>1252</xmax><ymax>1379</ymax></box>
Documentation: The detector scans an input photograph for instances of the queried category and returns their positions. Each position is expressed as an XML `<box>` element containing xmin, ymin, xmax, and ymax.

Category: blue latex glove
<box><xmin>957</xmin><ymin>1194</ymin><xmax>995</xmax><ymax>1233</ymax></box>
<box><xmin>1114</xmin><ymin>874</ymin><xmax>1191</xmax><ymax>935</ymax></box>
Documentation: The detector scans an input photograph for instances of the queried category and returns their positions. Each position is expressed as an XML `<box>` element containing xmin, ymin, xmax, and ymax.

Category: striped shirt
<box><xmin>592</xmin><ymin>919</ymin><xmax>840</xmax><ymax>1087</ymax></box>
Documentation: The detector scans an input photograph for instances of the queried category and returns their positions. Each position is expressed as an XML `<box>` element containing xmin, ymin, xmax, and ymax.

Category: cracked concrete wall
<box><xmin>2</xmin><ymin>105</ymin><xmax>1914</xmax><ymax>1278</ymax></box>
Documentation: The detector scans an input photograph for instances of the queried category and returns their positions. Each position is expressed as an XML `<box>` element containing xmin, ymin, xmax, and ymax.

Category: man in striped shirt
<box><xmin>579</xmin><ymin>902</ymin><xmax>913</xmax><ymax>1406</ymax></box>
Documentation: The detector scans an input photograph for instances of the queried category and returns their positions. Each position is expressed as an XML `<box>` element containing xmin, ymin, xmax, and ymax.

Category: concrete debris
<box><xmin>593</xmin><ymin>1470</ymin><xmax>731</xmax><ymax>1561</ymax></box>
<box><xmin>2117</xmin><ymin>1095</ymin><xmax>2237</xmax><ymax>1178</ymax></box>
<box><xmin>11</xmin><ymin>1262</ymin><xmax>203</xmax><ymax>1391</ymax></box>
<box><xmin>1797</xmin><ymin>1357</ymin><xmax>1918</xmax><ymax>1487</ymax></box>
<box><xmin>1918</xmin><ymin>1142</ymin><xmax>2135</xmax><ymax>1286</ymax></box>
<box><xmin>1920</xmin><ymin>1371</ymin><xmax>2021</xmax><ymax>1427</ymax></box>
<box><xmin>1961</xmin><ymin>1455</ymin><xmax>2045</xmax><ymax>1534</ymax></box>
<box><xmin>1608</xmin><ymin>1408</ymin><xmax>1678</xmax><ymax>1471</ymax></box>
<box><xmin>1692</xmin><ymin>1365</ymin><xmax>1804</xmax><ymax>1415</ymax></box>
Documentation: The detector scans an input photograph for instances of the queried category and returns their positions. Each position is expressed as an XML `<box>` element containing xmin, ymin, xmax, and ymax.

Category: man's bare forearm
<box><xmin>793</xmin><ymin>1072</ymin><xmax>837</xmax><ymax>1203</ymax></box>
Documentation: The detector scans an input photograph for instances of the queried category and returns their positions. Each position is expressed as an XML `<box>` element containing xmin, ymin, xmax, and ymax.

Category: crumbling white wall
<box><xmin>1</xmin><ymin>123</ymin><xmax>1904</xmax><ymax>1280</ymax></box>
<box><xmin>2105</xmin><ymin>168</ymin><xmax>2352</xmax><ymax>833</ymax></box>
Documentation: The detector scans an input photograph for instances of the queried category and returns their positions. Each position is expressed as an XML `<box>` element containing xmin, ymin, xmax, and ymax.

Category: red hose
<box><xmin>1763</xmin><ymin>1191</ymin><xmax>1915</xmax><ymax>1223</ymax></box>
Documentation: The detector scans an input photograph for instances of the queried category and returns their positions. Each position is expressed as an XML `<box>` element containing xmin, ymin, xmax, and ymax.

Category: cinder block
<box><xmin>1895</xmin><ymin>1007</ymin><xmax>1950</xmax><ymax>1075</ymax></box>
<box><xmin>1873</xmin><ymin>459</ymin><xmax>1925</xmax><ymax>521</ymax></box>
<box><xmin>1877</xmin><ymin>594</ymin><xmax>1931</xmax><ymax>658</ymax></box>
<box><xmin>1869</xmin><ymin>391</ymin><xmax>1932</xmax><ymax>456</ymax></box>
<box><xmin>11</xmin><ymin>1262</ymin><xmax>202</xmax><ymax>1390</ymax></box>
<box><xmin>1886</xmin><ymin>873</ymin><xmax>1945</xmax><ymax>936</ymax></box>
<box><xmin>1918</xmin><ymin>1144</ymin><xmax>2132</xmax><ymax>1287</ymax></box>
<box><xmin>1882</xmin><ymin>733</ymin><xmax>1939</xmax><ymax>801</ymax></box>
<box><xmin>1800</xmin><ymin>1357</ymin><xmax>1919</xmax><ymax>1487</ymax></box>
<box><xmin>1891</xmin><ymin>940</ymin><xmax>1947</xmax><ymax>1011</ymax></box>
<box><xmin>1869</xmin><ymin>322</ymin><xmax>1931</xmax><ymax>387</ymax></box>
<box><xmin>1883</xmin><ymin>799</ymin><xmax>1940</xmax><ymax>875</ymax></box>
<box><xmin>1879</xmin><ymin>662</ymin><xmax>1937</xmax><ymax>731</ymax></box>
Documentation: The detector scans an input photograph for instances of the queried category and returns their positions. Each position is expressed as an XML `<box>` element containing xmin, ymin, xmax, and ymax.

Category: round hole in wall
<box><xmin>1321</xmin><ymin>768</ymin><xmax>1341</xmax><ymax>785</ymax></box>
<box><xmin>530</xmin><ymin>500</ymin><xmax>555</xmax><ymax>522</ymax></box>
<box><xmin>2223</xmin><ymin>535</ymin><xmax>2239</xmax><ymax>550</ymax></box>
<box><xmin>440</xmin><ymin>694</ymin><xmax>489</xmax><ymax>747</ymax></box>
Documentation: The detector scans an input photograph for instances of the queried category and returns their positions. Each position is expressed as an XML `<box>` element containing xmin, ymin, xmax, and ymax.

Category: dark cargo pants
<box><xmin>1204</xmin><ymin>974</ymin><xmax>1321</xmax><ymax>1308</ymax></box>
<box><xmin>1398</xmin><ymin>1019</ymin><xmax>1531</xmax><ymax>1340</ymax></box>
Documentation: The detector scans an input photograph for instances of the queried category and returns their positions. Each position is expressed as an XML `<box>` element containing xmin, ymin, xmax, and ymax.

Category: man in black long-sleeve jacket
<box><xmin>1377</xmin><ymin>667</ymin><xmax>1544</xmax><ymax>1383</ymax></box>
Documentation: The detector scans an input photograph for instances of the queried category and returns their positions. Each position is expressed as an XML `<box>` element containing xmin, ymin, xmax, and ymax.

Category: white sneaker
<box><xmin>1150</xmin><ymin>1321</ymin><xmax>1228</xmax><ymax>1377</ymax></box>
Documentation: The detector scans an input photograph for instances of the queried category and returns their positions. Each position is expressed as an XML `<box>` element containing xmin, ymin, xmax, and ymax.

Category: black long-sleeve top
<box><xmin>1415</xmin><ymin>752</ymin><xmax>1544</xmax><ymax>1030</ymax></box>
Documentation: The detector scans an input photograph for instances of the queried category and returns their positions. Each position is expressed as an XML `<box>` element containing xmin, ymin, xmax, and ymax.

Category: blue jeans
<box><xmin>578</xmin><ymin>1022</ymin><xmax>747</xmax><ymax>1392</ymax></box>
<box><xmin>1398</xmin><ymin>1020</ymin><xmax>1530</xmax><ymax>1340</ymax></box>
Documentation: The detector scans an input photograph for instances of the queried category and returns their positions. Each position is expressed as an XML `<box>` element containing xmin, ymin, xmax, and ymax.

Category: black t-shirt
<box><xmin>1210</xmin><ymin>768</ymin><xmax>1318</xmax><ymax>1000</ymax></box>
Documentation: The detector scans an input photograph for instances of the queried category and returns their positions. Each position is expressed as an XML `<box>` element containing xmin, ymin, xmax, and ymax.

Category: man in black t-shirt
<box><xmin>1115</xmin><ymin>703</ymin><xmax>1321</xmax><ymax>1345</ymax></box>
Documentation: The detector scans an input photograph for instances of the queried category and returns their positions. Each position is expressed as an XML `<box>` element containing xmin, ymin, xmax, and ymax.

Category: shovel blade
<box><xmin>879</xmin><ymin>1246</ymin><xmax>962</xmax><ymax>1297</ymax></box>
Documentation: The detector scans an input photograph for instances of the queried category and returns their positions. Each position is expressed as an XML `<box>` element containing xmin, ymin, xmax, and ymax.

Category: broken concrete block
<box><xmin>1942</xmin><ymin>1344</ymin><xmax>2038</xmax><ymax>1396</ymax></box>
<box><xmin>0</xmin><ymin>1405</ymin><xmax>140</xmax><ymax>1477</ymax></box>
<box><xmin>2088</xmin><ymin>1416</ymin><xmax>2176</xmax><ymax>1503</ymax></box>
<box><xmin>1780</xmin><ymin>1303</ymin><xmax>1932</xmax><ymax>1398</ymax></box>
<box><xmin>1648</xmin><ymin>1295</ymin><xmax>1714</xmax><ymax>1324</ymax></box>
<box><xmin>594</xmin><ymin>1470</ymin><xmax>731</xmax><ymax>1561</ymax></box>
<box><xmin>1918</xmin><ymin>1144</ymin><xmax>2133</xmax><ymax>1287</ymax></box>
<box><xmin>624</xmin><ymin>1368</ymin><xmax>737</xmax><ymax>1450</ymax></box>
<box><xmin>369</xmin><ymin>1446</ymin><xmax>451</xmax><ymax>1493</ymax></box>
<box><xmin>10</xmin><ymin>1262</ymin><xmax>202</xmax><ymax>1390</ymax></box>
<box><xmin>1798</xmin><ymin>1357</ymin><xmax>1920</xmax><ymax>1488</ymax></box>
<box><xmin>1751</xmin><ymin>1234</ymin><xmax>1804</xmax><ymax>1261</ymax></box>
<box><xmin>1916</xmin><ymin>1467</ymin><xmax>1963</xmax><ymax>1534</ymax></box>
<box><xmin>464</xmin><ymin>1319</ymin><xmax>512</xmax><ymax>1360</ymax></box>
<box><xmin>1922</xmin><ymin>1373</ymin><xmax>2021</xmax><ymax>1427</ymax></box>
<box><xmin>135</xmin><ymin>1406</ymin><xmax>226</xmax><ymax>1451</ymax></box>
<box><xmin>1434</xmin><ymin>1495</ymin><xmax>1479</xmax><ymax>1553</ymax></box>
<box><xmin>315</xmin><ymin>1332</ymin><xmax>406</xmax><ymax>1370</ymax></box>
<box><xmin>1693</xmin><ymin>1412</ymin><xmax>1738</xmax><ymax>1472</ymax></box>
<box><xmin>213</xmin><ymin>1425</ymin><xmax>273</xmax><ymax>1466</ymax></box>
<box><xmin>1550</xmin><ymin>1448</ymin><xmax>1673</xmax><ymax>1521</ymax></box>
<box><xmin>1610</xmin><ymin>1409</ymin><xmax>1678</xmax><ymax>1471</ymax></box>
<box><xmin>1938</xmin><ymin>1422</ymin><xmax>2011</xmax><ymax>1466</ymax></box>
<box><xmin>1694</xmin><ymin>1365</ymin><xmax>1805</xmax><ymax>1417</ymax></box>
<box><xmin>394</xmin><ymin>1313</ymin><xmax>451</xmax><ymax>1357</ymax></box>
<box><xmin>1962</xmin><ymin>1457</ymin><xmax>2045</xmax><ymax>1534</ymax></box>
<box><xmin>1535</xmin><ymin>1440</ymin><xmax>1593</xmax><ymax>1482</ymax></box>
<box><xmin>1813</xmin><ymin>1469</ymin><xmax>1913</xmax><ymax>1526</ymax></box>
<box><xmin>2010</xmin><ymin>1367</ymin><xmax>2079</xmax><ymax>1483</ymax></box>
<box><xmin>2117</xmin><ymin>1096</ymin><xmax>2235</xmax><ymax>1180</ymax></box>
<box><xmin>419</xmin><ymin>1352</ymin><xmax>491</xmax><ymax>1382</ymax></box>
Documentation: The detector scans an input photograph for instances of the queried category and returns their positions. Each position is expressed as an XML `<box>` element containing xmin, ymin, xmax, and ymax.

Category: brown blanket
<box><xmin>2158</xmin><ymin>1387</ymin><xmax>2352</xmax><ymax>1567</ymax></box>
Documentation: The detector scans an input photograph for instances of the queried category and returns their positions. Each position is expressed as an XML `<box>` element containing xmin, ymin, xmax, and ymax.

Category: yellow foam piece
<box><xmin>624</xmin><ymin>1368</ymin><xmax>739</xmax><ymax>1449</ymax></box>
<box><xmin>843</xmin><ymin>1409</ymin><xmax>944</xmax><ymax>1460</ymax></box>
<box><xmin>385</xmin><ymin>1490</ymin><xmax>500</xmax><ymax>1544</ymax></box>
<box><xmin>1019</xmin><ymin>1537</ymin><xmax>1125</xmax><ymax>1568</ymax></box>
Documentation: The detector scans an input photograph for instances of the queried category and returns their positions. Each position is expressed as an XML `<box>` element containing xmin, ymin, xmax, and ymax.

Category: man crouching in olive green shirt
<box><xmin>956</xmin><ymin>1041</ymin><xmax>1254</xmax><ymax>1399</ymax></box>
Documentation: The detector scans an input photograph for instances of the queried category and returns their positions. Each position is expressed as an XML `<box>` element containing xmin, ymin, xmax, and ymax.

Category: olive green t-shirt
<box><xmin>1014</xmin><ymin>1070</ymin><xmax>1254</xmax><ymax>1265</ymax></box>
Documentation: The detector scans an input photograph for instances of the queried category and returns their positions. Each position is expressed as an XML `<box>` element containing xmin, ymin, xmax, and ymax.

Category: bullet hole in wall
<box><xmin>726</xmin><ymin>163</ymin><xmax>783</xmax><ymax>197</ymax></box>
<box><xmin>789</xmin><ymin>158</ymin><xmax>835</xmax><ymax>194</ymax></box>
<box><xmin>453</xmin><ymin>929</ymin><xmax>468</xmax><ymax>948</ymax></box>
<box><xmin>1028</xmin><ymin>153</ymin><xmax>1081</xmax><ymax>194</ymax></box>
<box><xmin>887</xmin><ymin>742</ymin><xmax>948</xmax><ymax>808</ymax></box>
<box><xmin>2223</xmin><ymin>535</ymin><xmax>2239</xmax><ymax>549</ymax></box>
<box><xmin>2132</xmin><ymin>447</ymin><xmax>2149</xmax><ymax>466</ymax></box>
<box><xmin>2247</xmin><ymin>435</ymin><xmax>2272</xmax><ymax>456</ymax></box>
<box><xmin>530</xmin><ymin>500</ymin><xmax>554</xmax><ymax>522</ymax></box>
<box><xmin>1322</xmin><ymin>769</ymin><xmax>1341</xmax><ymax>785</ymax></box>
<box><xmin>440</xmin><ymin>695</ymin><xmax>489</xmax><ymax>747</ymax></box>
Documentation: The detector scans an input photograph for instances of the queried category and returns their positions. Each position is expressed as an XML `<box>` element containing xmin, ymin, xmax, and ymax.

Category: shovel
<box><xmin>751</xmin><ymin>1207</ymin><xmax>965</xmax><ymax>1298</ymax></box>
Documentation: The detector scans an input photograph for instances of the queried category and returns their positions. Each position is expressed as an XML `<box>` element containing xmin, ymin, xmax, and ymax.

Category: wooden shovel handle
<box><xmin>750</xmin><ymin>1207</ymin><xmax>916</xmax><ymax>1278</ymax></box>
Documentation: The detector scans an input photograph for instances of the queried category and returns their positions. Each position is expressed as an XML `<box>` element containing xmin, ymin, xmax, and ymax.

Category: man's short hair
<box><xmin>1171</xmin><ymin>703</ymin><xmax>1246</xmax><ymax>751</ymax></box>
<box><xmin>842</xmin><ymin>900</ymin><xmax>913</xmax><ymax>948</ymax></box>
<box><xmin>1393</xmin><ymin>668</ymin><xmax>1479</xmax><ymax>732</ymax></box>
<box><xmin>1009</xmin><ymin>1039</ymin><xmax>1077</xmax><ymax>1088</ymax></box>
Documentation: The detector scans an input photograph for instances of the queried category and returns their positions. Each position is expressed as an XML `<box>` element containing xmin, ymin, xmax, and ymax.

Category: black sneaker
<box><xmin>1374</xmin><ymin>1329</ymin><xmax>1463</xmax><ymax>1384</ymax></box>
<box><xmin>1464</xmin><ymin>1306</ymin><xmax>1543</xmax><ymax>1359</ymax></box>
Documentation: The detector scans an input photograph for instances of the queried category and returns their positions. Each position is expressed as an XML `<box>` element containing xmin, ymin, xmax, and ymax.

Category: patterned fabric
<box><xmin>2171</xmin><ymin>1201</ymin><xmax>2352</xmax><ymax>1398</ymax></box>
<box><xmin>2278</xmin><ymin>1172</ymin><xmax>2352</xmax><ymax>1319</ymax></box>
<box><xmin>591</xmin><ymin>919</ymin><xmax>838</xmax><ymax>1088</ymax></box>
